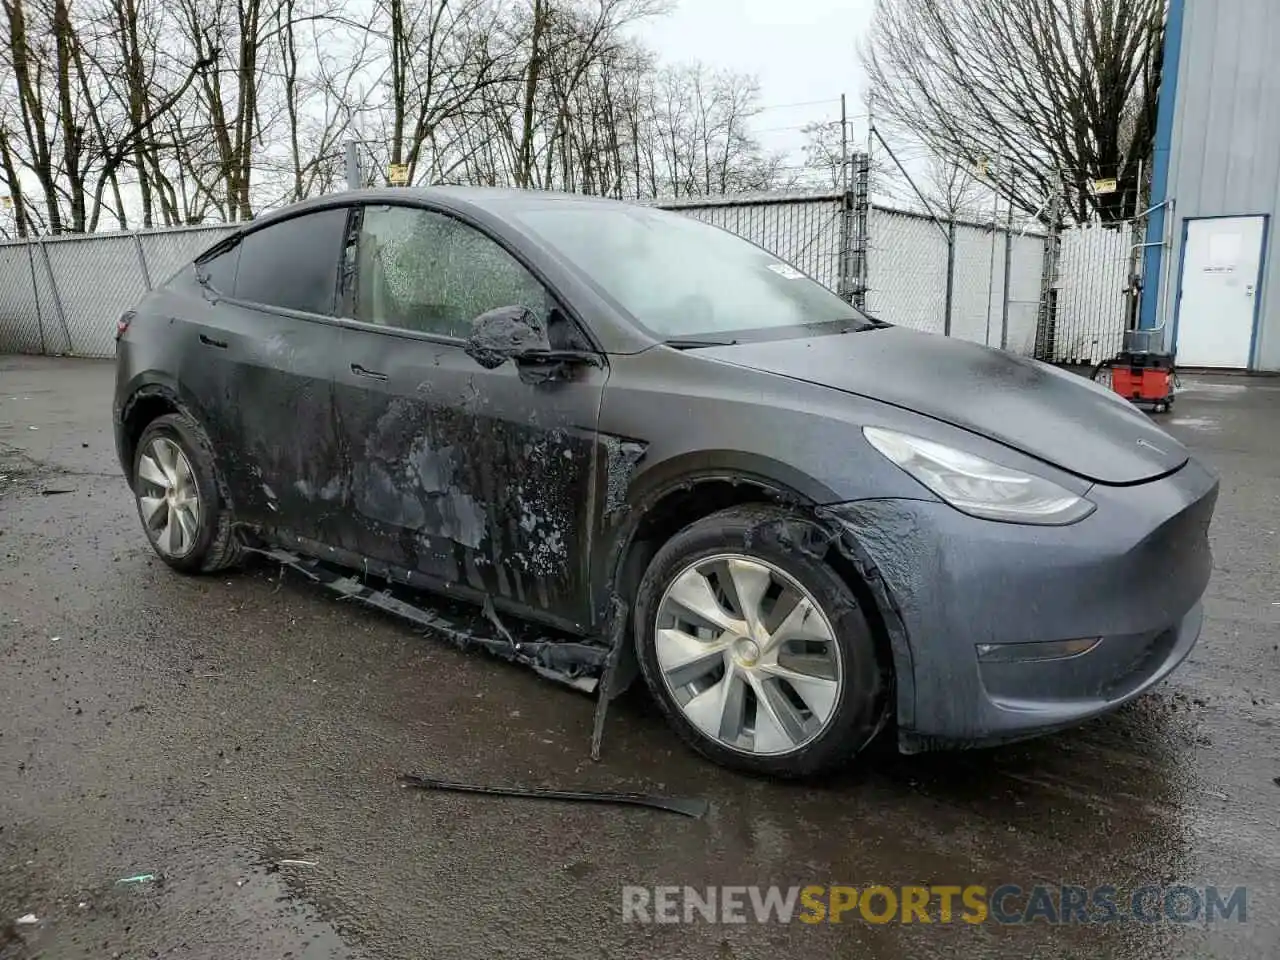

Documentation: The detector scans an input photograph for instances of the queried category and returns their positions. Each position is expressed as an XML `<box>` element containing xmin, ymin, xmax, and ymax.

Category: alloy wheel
<box><xmin>653</xmin><ymin>554</ymin><xmax>844</xmax><ymax>756</ymax></box>
<box><xmin>137</xmin><ymin>436</ymin><xmax>202</xmax><ymax>558</ymax></box>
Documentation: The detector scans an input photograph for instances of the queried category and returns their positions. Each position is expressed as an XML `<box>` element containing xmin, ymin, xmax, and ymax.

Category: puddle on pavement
<box><xmin>3</xmin><ymin>851</ymin><xmax>360</xmax><ymax>960</ymax></box>
<box><xmin>1168</xmin><ymin>417</ymin><xmax>1221</xmax><ymax>430</ymax></box>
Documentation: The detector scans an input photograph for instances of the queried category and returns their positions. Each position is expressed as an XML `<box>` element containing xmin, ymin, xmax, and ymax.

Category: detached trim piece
<box><xmin>399</xmin><ymin>773</ymin><xmax>709</xmax><ymax>819</ymax></box>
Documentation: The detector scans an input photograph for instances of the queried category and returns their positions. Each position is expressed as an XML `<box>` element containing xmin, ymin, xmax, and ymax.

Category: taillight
<box><xmin>116</xmin><ymin>310</ymin><xmax>135</xmax><ymax>340</ymax></box>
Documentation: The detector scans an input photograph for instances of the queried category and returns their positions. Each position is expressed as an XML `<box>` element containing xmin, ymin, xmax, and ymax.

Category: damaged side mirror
<box><xmin>464</xmin><ymin>305</ymin><xmax>599</xmax><ymax>384</ymax></box>
<box><xmin>465</xmin><ymin>305</ymin><xmax>552</xmax><ymax>369</ymax></box>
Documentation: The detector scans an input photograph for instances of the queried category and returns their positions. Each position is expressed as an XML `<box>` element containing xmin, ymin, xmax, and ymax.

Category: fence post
<box><xmin>837</xmin><ymin>189</ymin><xmax>856</xmax><ymax>303</ymax></box>
<box><xmin>132</xmin><ymin>231</ymin><xmax>153</xmax><ymax>290</ymax></box>
<box><xmin>853</xmin><ymin>152</ymin><xmax>870</xmax><ymax>310</ymax></box>
<box><xmin>25</xmin><ymin>243</ymin><xmax>47</xmax><ymax>356</ymax></box>
<box><xmin>1033</xmin><ymin>179</ymin><xmax>1063</xmax><ymax>361</ymax></box>
<box><xmin>36</xmin><ymin>238</ymin><xmax>73</xmax><ymax>355</ymax></box>
<box><xmin>944</xmin><ymin>219</ymin><xmax>956</xmax><ymax>337</ymax></box>
<box><xmin>1000</xmin><ymin>217</ymin><xmax>1014</xmax><ymax>350</ymax></box>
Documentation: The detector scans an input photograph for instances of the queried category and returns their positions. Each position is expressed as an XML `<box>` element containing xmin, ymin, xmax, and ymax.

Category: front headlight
<box><xmin>863</xmin><ymin>427</ymin><xmax>1095</xmax><ymax>525</ymax></box>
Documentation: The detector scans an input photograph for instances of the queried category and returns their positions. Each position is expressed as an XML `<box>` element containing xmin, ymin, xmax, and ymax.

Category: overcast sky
<box><xmin>632</xmin><ymin>0</ymin><xmax>877</xmax><ymax>167</ymax></box>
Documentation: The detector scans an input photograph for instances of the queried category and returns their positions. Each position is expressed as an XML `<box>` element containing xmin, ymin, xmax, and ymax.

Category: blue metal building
<box><xmin>1141</xmin><ymin>0</ymin><xmax>1280</xmax><ymax>371</ymax></box>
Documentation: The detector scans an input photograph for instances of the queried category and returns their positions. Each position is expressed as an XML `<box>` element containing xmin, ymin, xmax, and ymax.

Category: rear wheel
<box><xmin>132</xmin><ymin>412</ymin><xmax>242</xmax><ymax>574</ymax></box>
<box><xmin>634</xmin><ymin>505</ymin><xmax>886</xmax><ymax>778</ymax></box>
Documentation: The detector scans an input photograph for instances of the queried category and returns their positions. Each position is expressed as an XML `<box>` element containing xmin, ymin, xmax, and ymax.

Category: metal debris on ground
<box><xmin>590</xmin><ymin>596</ymin><xmax>631</xmax><ymax>762</ymax></box>
<box><xmin>277</xmin><ymin>859</ymin><xmax>318</xmax><ymax>867</ymax></box>
<box><xmin>14</xmin><ymin>915</ymin><xmax>38</xmax><ymax>926</ymax></box>
<box><xmin>399</xmin><ymin>773</ymin><xmax>710</xmax><ymax>819</ymax></box>
<box><xmin>115</xmin><ymin>873</ymin><xmax>157</xmax><ymax>885</ymax></box>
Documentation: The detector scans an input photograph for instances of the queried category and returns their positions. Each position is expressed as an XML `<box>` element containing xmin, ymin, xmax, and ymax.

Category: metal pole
<box><xmin>861</xmin><ymin>93</ymin><xmax>875</xmax><ymax>311</ymax></box>
<box><xmin>1034</xmin><ymin>175</ymin><xmax>1063</xmax><ymax>361</ymax></box>
<box><xmin>871</xmin><ymin>126</ymin><xmax>950</xmax><ymax>245</ymax></box>
<box><xmin>854</xmin><ymin>152</ymin><xmax>870</xmax><ymax>311</ymax></box>
<box><xmin>1124</xmin><ymin>159</ymin><xmax>1146</xmax><ymax>332</ymax></box>
<box><xmin>945</xmin><ymin>220</ymin><xmax>957</xmax><ymax>337</ymax></box>
<box><xmin>985</xmin><ymin>154</ymin><xmax>1002</xmax><ymax>345</ymax></box>
<box><xmin>345</xmin><ymin>141</ymin><xmax>361</xmax><ymax>190</ymax></box>
<box><xmin>836</xmin><ymin>93</ymin><xmax>855</xmax><ymax>302</ymax></box>
<box><xmin>132</xmin><ymin>231</ymin><xmax>153</xmax><ymax>291</ymax></box>
<box><xmin>26</xmin><ymin>242</ymin><xmax>46</xmax><ymax>356</ymax></box>
<box><xmin>840</xmin><ymin>93</ymin><xmax>849</xmax><ymax>196</ymax></box>
<box><xmin>1000</xmin><ymin>198</ymin><xmax>1014</xmax><ymax>350</ymax></box>
<box><xmin>37</xmin><ymin>238</ymin><xmax>72</xmax><ymax>355</ymax></box>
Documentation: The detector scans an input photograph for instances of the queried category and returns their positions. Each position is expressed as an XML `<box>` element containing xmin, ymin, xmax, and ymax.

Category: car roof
<box><xmin>250</xmin><ymin>185</ymin><xmax>633</xmax><ymax>227</ymax></box>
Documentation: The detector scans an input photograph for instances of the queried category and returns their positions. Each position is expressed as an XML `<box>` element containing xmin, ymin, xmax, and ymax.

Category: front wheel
<box><xmin>633</xmin><ymin>505</ymin><xmax>887</xmax><ymax>778</ymax></box>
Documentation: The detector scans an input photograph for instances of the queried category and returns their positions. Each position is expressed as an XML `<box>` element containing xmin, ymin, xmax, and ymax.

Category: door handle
<box><xmin>350</xmin><ymin>363</ymin><xmax>388</xmax><ymax>381</ymax></box>
<box><xmin>199</xmin><ymin>334</ymin><xmax>228</xmax><ymax>349</ymax></box>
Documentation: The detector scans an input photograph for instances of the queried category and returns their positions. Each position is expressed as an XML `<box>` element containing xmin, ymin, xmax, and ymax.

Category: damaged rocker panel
<box><xmin>251</xmin><ymin>547</ymin><xmax>613</xmax><ymax>695</ymax></box>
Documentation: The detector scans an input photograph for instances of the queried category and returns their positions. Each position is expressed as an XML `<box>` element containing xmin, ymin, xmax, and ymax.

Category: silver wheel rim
<box><xmin>137</xmin><ymin>436</ymin><xmax>202</xmax><ymax>559</ymax></box>
<box><xmin>653</xmin><ymin>554</ymin><xmax>844</xmax><ymax>757</ymax></box>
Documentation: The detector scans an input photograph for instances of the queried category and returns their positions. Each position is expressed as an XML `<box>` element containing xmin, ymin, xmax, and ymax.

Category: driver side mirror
<box><xmin>464</xmin><ymin>305</ymin><xmax>600</xmax><ymax>384</ymax></box>
<box><xmin>464</xmin><ymin>305</ymin><xmax>551</xmax><ymax>370</ymax></box>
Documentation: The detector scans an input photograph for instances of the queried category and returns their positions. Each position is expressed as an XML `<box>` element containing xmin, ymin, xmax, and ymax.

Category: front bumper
<box><xmin>825</xmin><ymin>457</ymin><xmax>1219</xmax><ymax>752</ymax></box>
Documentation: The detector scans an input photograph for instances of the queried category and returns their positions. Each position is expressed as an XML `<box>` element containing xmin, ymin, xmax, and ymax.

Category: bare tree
<box><xmin>0</xmin><ymin>0</ymin><xmax>210</xmax><ymax>232</ymax></box>
<box><xmin>0</xmin><ymin>0</ymin><xmax>811</xmax><ymax>230</ymax></box>
<box><xmin>648</xmin><ymin>63</ymin><xmax>780</xmax><ymax>198</ymax></box>
<box><xmin>925</xmin><ymin>153</ymin><xmax>985</xmax><ymax>220</ymax></box>
<box><xmin>173</xmin><ymin>0</ymin><xmax>296</xmax><ymax>221</ymax></box>
<box><xmin>863</xmin><ymin>0</ymin><xmax>1165</xmax><ymax>224</ymax></box>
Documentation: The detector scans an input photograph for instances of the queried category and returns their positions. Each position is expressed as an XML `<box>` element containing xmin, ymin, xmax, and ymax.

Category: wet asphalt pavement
<box><xmin>1</xmin><ymin>354</ymin><xmax>1278</xmax><ymax>959</ymax></box>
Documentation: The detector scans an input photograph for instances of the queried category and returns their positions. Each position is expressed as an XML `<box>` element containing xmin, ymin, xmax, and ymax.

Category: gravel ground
<box><xmin>1</xmin><ymin>355</ymin><xmax>1277</xmax><ymax>959</ymax></box>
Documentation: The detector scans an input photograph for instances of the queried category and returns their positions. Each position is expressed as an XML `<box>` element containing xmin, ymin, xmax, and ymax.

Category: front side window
<box><xmin>233</xmin><ymin>206</ymin><xmax>348</xmax><ymax>316</ymax></box>
<box><xmin>351</xmin><ymin>205</ymin><xmax>549</xmax><ymax>338</ymax></box>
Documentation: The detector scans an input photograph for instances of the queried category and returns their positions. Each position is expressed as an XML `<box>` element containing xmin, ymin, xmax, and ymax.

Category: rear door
<box><xmin>179</xmin><ymin>205</ymin><xmax>350</xmax><ymax>546</ymax></box>
<box><xmin>330</xmin><ymin>202</ymin><xmax>608</xmax><ymax>632</ymax></box>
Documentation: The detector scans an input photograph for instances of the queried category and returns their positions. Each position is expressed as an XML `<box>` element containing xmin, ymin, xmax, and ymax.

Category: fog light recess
<box><xmin>976</xmin><ymin>638</ymin><xmax>1101</xmax><ymax>664</ymax></box>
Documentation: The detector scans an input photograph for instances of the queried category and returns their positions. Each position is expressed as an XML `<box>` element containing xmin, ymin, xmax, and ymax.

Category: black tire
<box><xmin>633</xmin><ymin>505</ymin><xmax>887</xmax><ymax>778</ymax></box>
<box><xmin>132</xmin><ymin>412</ymin><xmax>243</xmax><ymax>574</ymax></box>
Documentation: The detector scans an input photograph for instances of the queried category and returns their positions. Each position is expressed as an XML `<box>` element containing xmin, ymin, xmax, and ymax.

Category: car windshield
<box><xmin>511</xmin><ymin>203</ymin><xmax>874</xmax><ymax>339</ymax></box>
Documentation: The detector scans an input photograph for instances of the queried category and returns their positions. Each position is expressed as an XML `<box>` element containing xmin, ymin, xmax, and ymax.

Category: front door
<box><xmin>1176</xmin><ymin>216</ymin><xmax>1267</xmax><ymax>368</ymax></box>
<box><xmin>328</xmin><ymin>202</ymin><xmax>608</xmax><ymax>632</ymax></box>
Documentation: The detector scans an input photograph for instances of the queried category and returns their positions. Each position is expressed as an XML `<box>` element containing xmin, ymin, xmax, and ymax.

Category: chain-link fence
<box><xmin>1044</xmin><ymin>222</ymin><xmax>1140</xmax><ymax>366</ymax></box>
<box><xmin>863</xmin><ymin>206</ymin><xmax>1047</xmax><ymax>352</ymax></box>
<box><xmin>654</xmin><ymin>192</ymin><xmax>847</xmax><ymax>292</ymax></box>
<box><xmin>0</xmin><ymin>225</ymin><xmax>235</xmax><ymax>358</ymax></box>
<box><xmin>0</xmin><ymin>194</ymin><xmax>1130</xmax><ymax>362</ymax></box>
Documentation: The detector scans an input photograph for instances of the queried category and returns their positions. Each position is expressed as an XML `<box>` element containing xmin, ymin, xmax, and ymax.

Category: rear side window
<box><xmin>195</xmin><ymin>243</ymin><xmax>240</xmax><ymax>294</ymax></box>
<box><xmin>234</xmin><ymin>207</ymin><xmax>348</xmax><ymax>316</ymax></box>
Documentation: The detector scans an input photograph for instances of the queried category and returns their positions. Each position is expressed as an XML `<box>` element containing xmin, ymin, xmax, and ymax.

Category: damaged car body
<box><xmin>113</xmin><ymin>187</ymin><xmax>1219</xmax><ymax>778</ymax></box>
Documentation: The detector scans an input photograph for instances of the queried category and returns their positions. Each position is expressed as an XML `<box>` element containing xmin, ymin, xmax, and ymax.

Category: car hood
<box><xmin>697</xmin><ymin>327</ymin><xmax>1189</xmax><ymax>485</ymax></box>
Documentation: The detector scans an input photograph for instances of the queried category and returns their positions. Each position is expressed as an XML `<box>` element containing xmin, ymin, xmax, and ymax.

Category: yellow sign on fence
<box><xmin>387</xmin><ymin>163</ymin><xmax>410</xmax><ymax>186</ymax></box>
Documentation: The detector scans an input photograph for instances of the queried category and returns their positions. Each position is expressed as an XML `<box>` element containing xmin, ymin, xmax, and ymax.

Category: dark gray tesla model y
<box><xmin>113</xmin><ymin>188</ymin><xmax>1218</xmax><ymax>777</ymax></box>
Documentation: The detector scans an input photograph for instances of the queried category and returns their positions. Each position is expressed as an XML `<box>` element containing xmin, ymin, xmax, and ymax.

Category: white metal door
<box><xmin>1176</xmin><ymin>216</ymin><xmax>1266</xmax><ymax>368</ymax></box>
